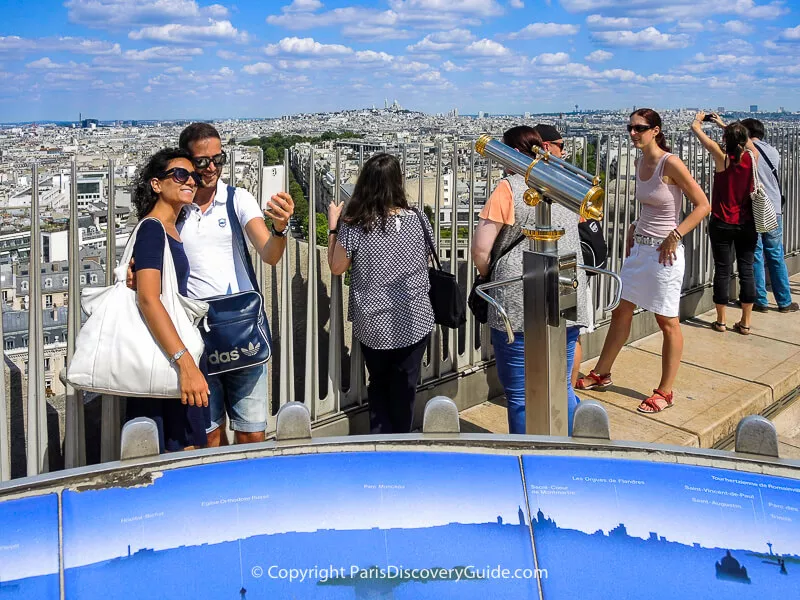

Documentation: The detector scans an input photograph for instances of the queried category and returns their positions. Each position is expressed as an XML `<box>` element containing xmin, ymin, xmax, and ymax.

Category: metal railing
<box><xmin>2</xmin><ymin>127</ymin><xmax>799</xmax><ymax>480</ymax></box>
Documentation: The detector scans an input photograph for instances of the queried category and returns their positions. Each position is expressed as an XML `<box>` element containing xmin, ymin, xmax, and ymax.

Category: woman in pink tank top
<box><xmin>577</xmin><ymin>109</ymin><xmax>711</xmax><ymax>414</ymax></box>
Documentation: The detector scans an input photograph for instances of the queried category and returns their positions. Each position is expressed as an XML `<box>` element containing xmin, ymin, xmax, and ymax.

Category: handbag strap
<box><xmin>754</xmin><ymin>141</ymin><xmax>781</xmax><ymax>188</ymax></box>
<box><xmin>488</xmin><ymin>233</ymin><xmax>525</xmax><ymax>276</ymax></box>
<box><xmin>746</xmin><ymin>149</ymin><xmax>760</xmax><ymax>191</ymax></box>
<box><xmin>413</xmin><ymin>207</ymin><xmax>442</xmax><ymax>271</ymax></box>
<box><xmin>225</xmin><ymin>185</ymin><xmax>260</xmax><ymax>291</ymax></box>
<box><xmin>118</xmin><ymin>217</ymin><xmax>180</xmax><ymax>300</ymax></box>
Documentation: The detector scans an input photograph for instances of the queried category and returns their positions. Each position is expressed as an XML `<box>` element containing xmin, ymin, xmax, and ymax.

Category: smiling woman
<box><xmin>126</xmin><ymin>147</ymin><xmax>211</xmax><ymax>454</ymax></box>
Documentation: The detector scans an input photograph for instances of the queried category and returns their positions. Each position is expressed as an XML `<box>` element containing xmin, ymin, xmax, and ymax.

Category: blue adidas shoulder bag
<box><xmin>199</xmin><ymin>186</ymin><xmax>272</xmax><ymax>375</ymax></box>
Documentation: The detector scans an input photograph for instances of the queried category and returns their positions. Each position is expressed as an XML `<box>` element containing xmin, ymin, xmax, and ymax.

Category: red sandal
<box><xmin>576</xmin><ymin>370</ymin><xmax>613</xmax><ymax>391</ymax></box>
<box><xmin>637</xmin><ymin>389</ymin><xmax>674</xmax><ymax>413</ymax></box>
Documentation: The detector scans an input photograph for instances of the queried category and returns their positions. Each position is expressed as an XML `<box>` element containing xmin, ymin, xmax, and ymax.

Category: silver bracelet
<box><xmin>169</xmin><ymin>348</ymin><xmax>188</xmax><ymax>365</ymax></box>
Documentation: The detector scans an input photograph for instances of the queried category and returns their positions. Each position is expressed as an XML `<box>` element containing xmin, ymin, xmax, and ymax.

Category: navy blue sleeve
<box><xmin>132</xmin><ymin>219</ymin><xmax>166</xmax><ymax>272</ymax></box>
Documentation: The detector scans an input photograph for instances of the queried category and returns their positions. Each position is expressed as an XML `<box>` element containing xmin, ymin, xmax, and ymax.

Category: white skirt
<box><xmin>620</xmin><ymin>242</ymin><xmax>685</xmax><ymax>318</ymax></box>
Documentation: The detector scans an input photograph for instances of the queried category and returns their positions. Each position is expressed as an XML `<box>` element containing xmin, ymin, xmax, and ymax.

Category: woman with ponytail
<box><xmin>691</xmin><ymin>112</ymin><xmax>759</xmax><ymax>336</ymax></box>
<box><xmin>577</xmin><ymin>108</ymin><xmax>710</xmax><ymax>414</ymax></box>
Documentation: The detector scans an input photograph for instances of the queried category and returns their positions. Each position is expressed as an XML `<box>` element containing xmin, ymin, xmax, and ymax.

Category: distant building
<box><xmin>750</xmin><ymin>105</ymin><xmax>758</xmax><ymax>113</ymax></box>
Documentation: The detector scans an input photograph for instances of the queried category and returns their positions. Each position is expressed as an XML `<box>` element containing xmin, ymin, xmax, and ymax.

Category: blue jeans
<box><xmin>491</xmin><ymin>326</ymin><xmax>581</xmax><ymax>436</ymax></box>
<box><xmin>754</xmin><ymin>215</ymin><xmax>793</xmax><ymax>308</ymax></box>
<box><xmin>206</xmin><ymin>363</ymin><xmax>268</xmax><ymax>433</ymax></box>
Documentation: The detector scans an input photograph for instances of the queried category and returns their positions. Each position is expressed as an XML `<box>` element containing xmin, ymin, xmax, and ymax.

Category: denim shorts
<box><xmin>206</xmin><ymin>363</ymin><xmax>268</xmax><ymax>433</ymax></box>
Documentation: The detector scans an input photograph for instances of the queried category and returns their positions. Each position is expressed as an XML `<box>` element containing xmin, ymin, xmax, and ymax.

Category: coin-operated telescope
<box><xmin>474</xmin><ymin>135</ymin><xmax>622</xmax><ymax>436</ymax></box>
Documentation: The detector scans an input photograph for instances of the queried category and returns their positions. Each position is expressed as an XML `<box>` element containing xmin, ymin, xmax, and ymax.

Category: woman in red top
<box><xmin>691</xmin><ymin>112</ymin><xmax>759</xmax><ymax>334</ymax></box>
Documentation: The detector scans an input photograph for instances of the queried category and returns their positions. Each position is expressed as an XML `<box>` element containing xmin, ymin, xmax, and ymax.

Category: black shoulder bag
<box><xmin>414</xmin><ymin>209</ymin><xmax>466</xmax><ymax>329</ymax></box>
<box><xmin>467</xmin><ymin>234</ymin><xmax>525</xmax><ymax>324</ymax></box>
<box><xmin>578</xmin><ymin>218</ymin><xmax>608</xmax><ymax>276</ymax></box>
<box><xmin>199</xmin><ymin>186</ymin><xmax>273</xmax><ymax>375</ymax></box>
<box><xmin>754</xmin><ymin>141</ymin><xmax>786</xmax><ymax>209</ymax></box>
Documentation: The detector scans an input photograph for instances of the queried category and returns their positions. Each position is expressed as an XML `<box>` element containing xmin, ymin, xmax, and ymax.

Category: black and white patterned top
<box><xmin>338</xmin><ymin>209</ymin><xmax>435</xmax><ymax>350</ymax></box>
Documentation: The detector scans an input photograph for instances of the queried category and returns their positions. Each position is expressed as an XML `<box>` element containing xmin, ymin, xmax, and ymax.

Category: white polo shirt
<box><xmin>178</xmin><ymin>178</ymin><xmax>264</xmax><ymax>299</ymax></box>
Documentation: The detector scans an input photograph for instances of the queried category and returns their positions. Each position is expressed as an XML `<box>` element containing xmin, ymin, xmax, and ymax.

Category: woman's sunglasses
<box><xmin>192</xmin><ymin>151</ymin><xmax>227</xmax><ymax>170</ymax></box>
<box><xmin>626</xmin><ymin>124</ymin><xmax>653</xmax><ymax>134</ymax></box>
<box><xmin>159</xmin><ymin>167</ymin><xmax>201</xmax><ymax>186</ymax></box>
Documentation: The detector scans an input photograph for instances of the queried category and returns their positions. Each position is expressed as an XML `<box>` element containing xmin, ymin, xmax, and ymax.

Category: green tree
<box><xmin>315</xmin><ymin>212</ymin><xmax>329</xmax><ymax>247</ymax></box>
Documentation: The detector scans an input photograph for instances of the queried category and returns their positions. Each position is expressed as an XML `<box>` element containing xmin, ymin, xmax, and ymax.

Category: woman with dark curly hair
<box><xmin>326</xmin><ymin>153</ymin><xmax>435</xmax><ymax>434</ymax></box>
<box><xmin>126</xmin><ymin>148</ymin><xmax>210</xmax><ymax>452</ymax></box>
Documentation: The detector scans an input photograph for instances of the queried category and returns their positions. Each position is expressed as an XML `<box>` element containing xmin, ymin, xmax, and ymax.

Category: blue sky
<box><xmin>523</xmin><ymin>455</ymin><xmax>800</xmax><ymax>556</ymax></box>
<box><xmin>62</xmin><ymin>451</ymin><xmax>527</xmax><ymax>568</ymax></box>
<box><xmin>0</xmin><ymin>0</ymin><xmax>798</xmax><ymax>121</ymax></box>
<box><xmin>0</xmin><ymin>494</ymin><xmax>59</xmax><ymax>581</ymax></box>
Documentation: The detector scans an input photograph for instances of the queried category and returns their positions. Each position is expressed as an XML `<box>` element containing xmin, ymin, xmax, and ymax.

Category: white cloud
<box><xmin>243</xmin><ymin>62</ymin><xmax>275</xmax><ymax>75</ymax></box>
<box><xmin>0</xmin><ymin>36</ymin><xmax>120</xmax><ymax>55</ymax></box>
<box><xmin>780</xmin><ymin>25</ymin><xmax>800</xmax><ymax>40</ymax></box>
<box><xmin>65</xmin><ymin>0</ymin><xmax>229</xmax><ymax>28</ymax></box>
<box><xmin>407</xmin><ymin>29</ymin><xmax>475</xmax><ymax>52</ymax></box>
<box><xmin>354</xmin><ymin>50</ymin><xmax>394</xmax><ymax>62</ymax></box>
<box><xmin>593</xmin><ymin>27</ymin><xmax>690</xmax><ymax>50</ymax></box>
<box><xmin>585</xmin><ymin>49</ymin><xmax>612</xmax><ymax>62</ymax></box>
<box><xmin>387</xmin><ymin>0</ymin><xmax>504</xmax><ymax>17</ymax></box>
<box><xmin>560</xmin><ymin>0</ymin><xmax>788</xmax><ymax>21</ymax></box>
<box><xmin>26</xmin><ymin>57</ymin><xmax>76</xmax><ymax>70</ymax></box>
<box><xmin>507</xmin><ymin>22</ymin><xmax>580</xmax><ymax>39</ymax></box>
<box><xmin>441</xmin><ymin>60</ymin><xmax>468</xmax><ymax>71</ymax></box>
<box><xmin>264</xmin><ymin>36</ymin><xmax>353</xmax><ymax>56</ymax></box>
<box><xmin>531</xmin><ymin>52</ymin><xmax>570</xmax><ymax>65</ymax></box>
<box><xmin>585</xmin><ymin>15</ymin><xmax>641</xmax><ymax>30</ymax></box>
<box><xmin>509</xmin><ymin>0</ymin><xmax>524</xmax><ymax>7</ymax></box>
<box><xmin>464</xmin><ymin>39</ymin><xmax>511</xmax><ymax>56</ymax></box>
<box><xmin>283</xmin><ymin>0</ymin><xmax>324</xmax><ymax>11</ymax></box>
<box><xmin>129</xmin><ymin>20</ymin><xmax>248</xmax><ymax>44</ymax></box>
<box><xmin>122</xmin><ymin>46</ymin><xmax>203</xmax><ymax>62</ymax></box>
<box><xmin>722</xmin><ymin>20</ymin><xmax>753</xmax><ymax>35</ymax></box>
<box><xmin>217</xmin><ymin>50</ymin><xmax>252</xmax><ymax>61</ymax></box>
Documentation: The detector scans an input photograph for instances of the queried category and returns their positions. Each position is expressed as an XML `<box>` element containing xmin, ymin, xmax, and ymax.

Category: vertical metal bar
<box><xmin>417</xmin><ymin>143</ymin><xmax>424</xmax><ymax>211</ymax></box>
<box><xmin>278</xmin><ymin>150</ymin><xmax>295</xmax><ymax>407</ymax></box>
<box><xmin>229</xmin><ymin>149</ymin><xmax>237</xmax><ymax>188</ymax></box>
<box><xmin>304</xmin><ymin>148</ymin><xmax>319</xmax><ymax>417</ymax></box>
<box><xmin>100</xmin><ymin>160</ymin><xmax>119</xmax><ymax>463</ymax></box>
<box><xmin>27</xmin><ymin>163</ymin><xmax>48</xmax><ymax>476</ymax></box>
<box><xmin>0</xmin><ymin>246</ymin><xmax>7</xmax><ymax>480</ymax></box>
<box><xmin>255</xmin><ymin>148</ymin><xmax>266</xmax><ymax>293</ymax></box>
<box><xmin>623</xmin><ymin>136</ymin><xmax>633</xmax><ymax>245</ymax></box>
<box><xmin>349</xmin><ymin>148</ymin><xmax>366</xmax><ymax>405</ymax></box>
<box><xmin>432</xmin><ymin>143</ymin><xmax>444</xmax><ymax>378</ymax></box>
<box><xmin>481</xmin><ymin>151</ymin><xmax>494</xmax><ymax>359</ymax></box>
<box><xmin>328</xmin><ymin>146</ymin><xmax>343</xmax><ymax>413</ymax></box>
<box><xmin>64</xmin><ymin>160</ymin><xmax>85</xmax><ymax>469</ymax></box>
<box><xmin>448</xmin><ymin>140</ymin><xmax>459</xmax><ymax>370</ymax></box>
<box><xmin>466</xmin><ymin>144</ymin><xmax>477</xmax><ymax>366</ymax></box>
<box><xmin>582</xmin><ymin>136</ymin><xmax>588</xmax><ymax>172</ymax></box>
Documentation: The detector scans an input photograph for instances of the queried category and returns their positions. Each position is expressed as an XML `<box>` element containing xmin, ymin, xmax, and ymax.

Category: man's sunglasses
<box><xmin>627</xmin><ymin>124</ymin><xmax>653</xmax><ymax>134</ymax></box>
<box><xmin>159</xmin><ymin>167</ymin><xmax>201</xmax><ymax>186</ymax></box>
<box><xmin>192</xmin><ymin>151</ymin><xmax>227</xmax><ymax>170</ymax></box>
<box><xmin>549</xmin><ymin>141</ymin><xmax>565</xmax><ymax>150</ymax></box>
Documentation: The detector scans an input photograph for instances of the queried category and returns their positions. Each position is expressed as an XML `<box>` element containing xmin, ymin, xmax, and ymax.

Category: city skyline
<box><xmin>1</xmin><ymin>0</ymin><xmax>799</xmax><ymax>122</ymax></box>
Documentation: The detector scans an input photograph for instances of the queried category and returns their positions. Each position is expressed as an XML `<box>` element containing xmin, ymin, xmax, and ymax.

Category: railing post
<box><xmin>27</xmin><ymin>163</ymin><xmax>48</xmax><ymax>476</ymax></box>
<box><xmin>304</xmin><ymin>147</ymin><xmax>320</xmax><ymax>417</ymax></box>
<box><xmin>100</xmin><ymin>159</ymin><xmax>120</xmax><ymax>463</ymax></box>
<box><xmin>0</xmin><ymin>248</ymin><xmax>8</xmax><ymax>480</ymax></box>
<box><xmin>64</xmin><ymin>160</ymin><xmax>86</xmax><ymax>469</ymax></box>
<box><xmin>278</xmin><ymin>150</ymin><xmax>295</xmax><ymax>407</ymax></box>
<box><xmin>327</xmin><ymin>146</ymin><xmax>343</xmax><ymax>414</ymax></box>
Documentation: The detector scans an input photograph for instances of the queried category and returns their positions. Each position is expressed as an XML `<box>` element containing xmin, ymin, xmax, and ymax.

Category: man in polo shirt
<box><xmin>178</xmin><ymin>122</ymin><xmax>294</xmax><ymax>446</ymax></box>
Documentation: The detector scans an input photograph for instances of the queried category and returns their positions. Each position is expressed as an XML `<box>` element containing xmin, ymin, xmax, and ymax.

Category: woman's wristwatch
<box><xmin>169</xmin><ymin>348</ymin><xmax>187</xmax><ymax>365</ymax></box>
<box><xmin>271</xmin><ymin>222</ymin><xmax>288</xmax><ymax>238</ymax></box>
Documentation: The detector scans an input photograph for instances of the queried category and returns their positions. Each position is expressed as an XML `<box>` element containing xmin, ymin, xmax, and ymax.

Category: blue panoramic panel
<box><xmin>522</xmin><ymin>455</ymin><xmax>800</xmax><ymax>600</ymax></box>
<box><xmin>0</xmin><ymin>493</ymin><xmax>60</xmax><ymax>599</ymax></box>
<box><xmin>62</xmin><ymin>452</ymin><xmax>539</xmax><ymax>599</ymax></box>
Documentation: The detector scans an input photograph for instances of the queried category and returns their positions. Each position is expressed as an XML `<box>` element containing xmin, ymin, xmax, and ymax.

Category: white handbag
<box><xmin>748</xmin><ymin>149</ymin><xmax>779</xmax><ymax>234</ymax></box>
<box><xmin>66</xmin><ymin>218</ymin><xmax>208</xmax><ymax>397</ymax></box>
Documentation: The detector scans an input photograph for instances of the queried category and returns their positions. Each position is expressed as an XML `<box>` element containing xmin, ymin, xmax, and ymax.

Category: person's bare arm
<box><xmin>471</xmin><ymin>218</ymin><xmax>504</xmax><ymax>278</ymax></box>
<box><xmin>136</xmin><ymin>268</ymin><xmax>208</xmax><ymax>407</ymax></box>
<box><xmin>691</xmin><ymin>111</ymin><xmax>726</xmax><ymax>171</ymax></box>
<box><xmin>327</xmin><ymin>201</ymin><xmax>351</xmax><ymax>276</ymax></box>
<box><xmin>244</xmin><ymin>192</ymin><xmax>295</xmax><ymax>266</ymax></box>
<box><xmin>656</xmin><ymin>156</ymin><xmax>711</xmax><ymax>265</ymax></box>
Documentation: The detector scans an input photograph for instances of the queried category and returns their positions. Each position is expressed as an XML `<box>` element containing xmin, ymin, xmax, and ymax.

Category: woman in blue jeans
<box><xmin>471</xmin><ymin>125</ymin><xmax>588</xmax><ymax>434</ymax></box>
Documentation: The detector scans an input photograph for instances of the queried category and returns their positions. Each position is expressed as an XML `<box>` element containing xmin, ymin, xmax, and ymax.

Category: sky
<box><xmin>0</xmin><ymin>494</ymin><xmax>59</xmax><ymax>581</ymax></box>
<box><xmin>0</xmin><ymin>0</ymin><xmax>799</xmax><ymax>122</ymax></box>
<box><xmin>61</xmin><ymin>451</ymin><xmax>528</xmax><ymax>568</ymax></box>
<box><xmin>524</xmin><ymin>455</ymin><xmax>800</xmax><ymax>556</ymax></box>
